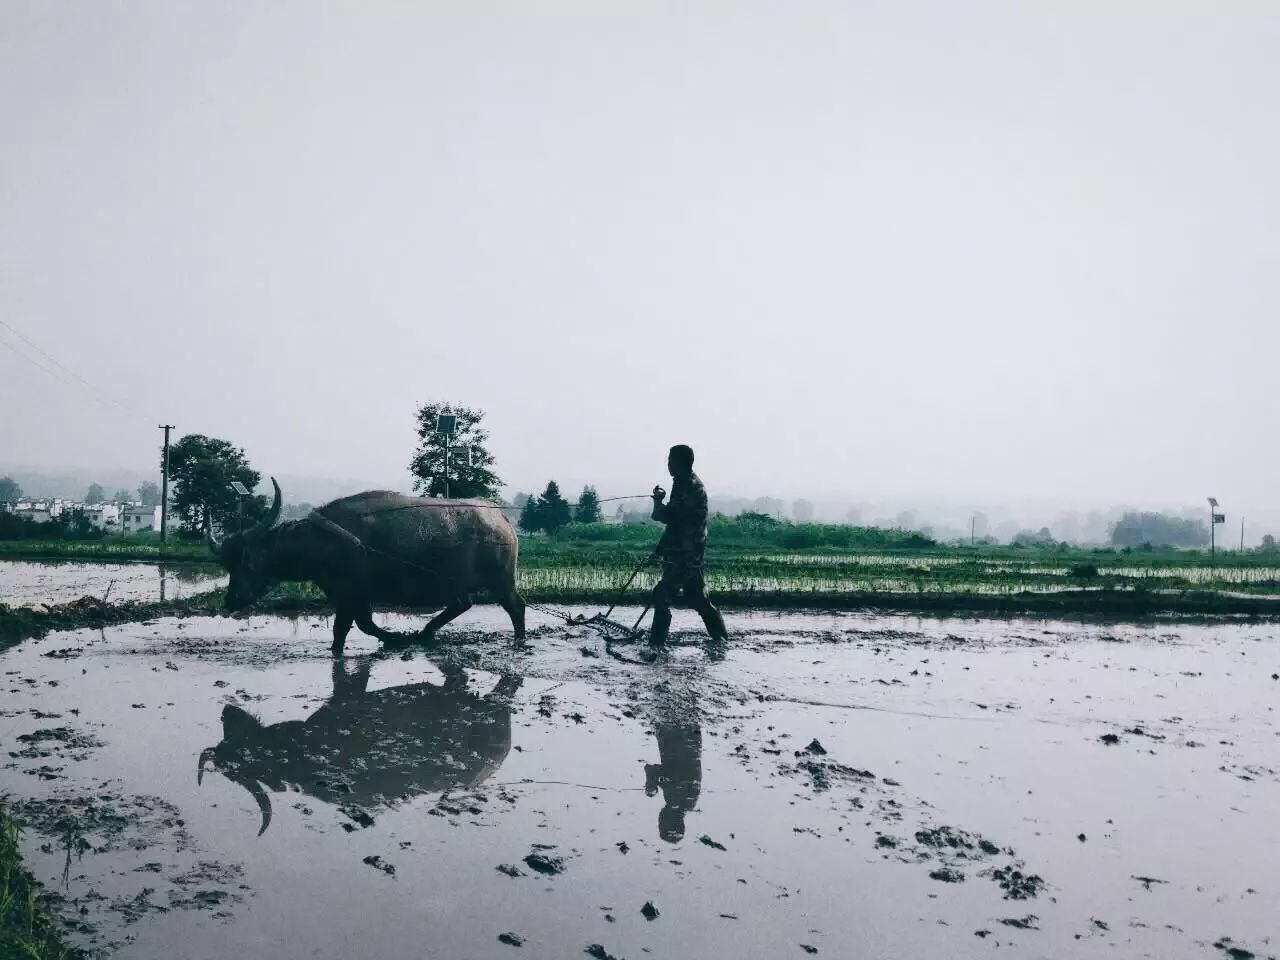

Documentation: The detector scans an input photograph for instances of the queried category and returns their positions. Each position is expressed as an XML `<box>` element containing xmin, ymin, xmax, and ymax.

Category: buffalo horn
<box><xmin>197</xmin><ymin>747</ymin><xmax>217</xmax><ymax>784</ymax></box>
<box><xmin>250</xmin><ymin>477</ymin><xmax>283</xmax><ymax>538</ymax></box>
<box><xmin>203</xmin><ymin>508</ymin><xmax>223</xmax><ymax>556</ymax></box>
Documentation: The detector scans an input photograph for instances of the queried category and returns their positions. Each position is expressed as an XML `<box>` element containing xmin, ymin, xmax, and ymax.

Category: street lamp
<box><xmin>1207</xmin><ymin>497</ymin><xmax>1225</xmax><ymax>559</ymax></box>
<box><xmin>230</xmin><ymin>481</ymin><xmax>251</xmax><ymax>534</ymax></box>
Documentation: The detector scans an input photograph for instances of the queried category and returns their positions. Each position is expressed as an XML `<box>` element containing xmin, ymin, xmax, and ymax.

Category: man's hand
<box><xmin>652</xmin><ymin>485</ymin><xmax>666</xmax><ymax>503</ymax></box>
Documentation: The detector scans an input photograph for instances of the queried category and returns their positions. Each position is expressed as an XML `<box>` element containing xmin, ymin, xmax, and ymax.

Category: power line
<box><xmin>0</xmin><ymin>317</ymin><xmax>148</xmax><ymax>422</ymax></box>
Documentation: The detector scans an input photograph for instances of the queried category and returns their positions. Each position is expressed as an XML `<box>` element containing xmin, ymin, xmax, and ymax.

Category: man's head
<box><xmin>667</xmin><ymin>444</ymin><xmax>694</xmax><ymax>478</ymax></box>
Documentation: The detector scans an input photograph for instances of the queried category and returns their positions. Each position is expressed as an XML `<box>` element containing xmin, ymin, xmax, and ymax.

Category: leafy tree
<box><xmin>112</xmin><ymin>488</ymin><xmax>132</xmax><ymax>503</ymax></box>
<box><xmin>0</xmin><ymin>475</ymin><xmax>21</xmax><ymax>503</ymax></box>
<box><xmin>518</xmin><ymin>497</ymin><xmax>542</xmax><ymax>533</ymax></box>
<box><xmin>574</xmin><ymin>485</ymin><xmax>602</xmax><ymax>524</ymax></box>
<box><xmin>85</xmin><ymin>483</ymin><xmax>105</xmax><ymax>504</ymax></box>
<box><xmin>409</xmin><ymin>402</ymin><xmax>502</xmax><ymax>499</ymax></box>
<box><xmin>137</xmin><ymin>481</ymin><xmax>161</xmax><ymax>506</ymax></box>
<box><xmin>1259</xmin><ymin>534</ymin><xmax>1276</xmax><ymax>551</ymax></box>
<box><xmin>537</xmin><ymin>481</ymin><xmax>572</xmax><ymax>534</ymax></box>
<box><xmin>165</xmin><ymin>434</ymin><xmax>265</xmax><ymax>533</ymax></box>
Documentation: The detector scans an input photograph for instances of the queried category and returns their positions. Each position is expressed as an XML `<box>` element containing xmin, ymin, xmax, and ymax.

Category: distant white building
<box><xmin>11</xmin><ymin>499</ymin><xmax>65</xmax><ymax>523</ymax></box>
<box><xmin>122</xmin><ymin>504</ymin><xmax>161</xmax><ymax>533</ymax></box>
<box><xmin>78</xmin><ymin>503</ymin><xmax>121</xmax><ymax>530</ymax></box>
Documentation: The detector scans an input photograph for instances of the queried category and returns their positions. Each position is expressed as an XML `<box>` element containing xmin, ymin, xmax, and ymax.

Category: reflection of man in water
<box><xmin>649</xmin><ymin>444</ymin><xmax>729</xmax><ymax>649</ymax></box>
<box><xmin>644</xmin><ymin>685</ymin><xmax>703</xmax><ymax>842</ymax></box>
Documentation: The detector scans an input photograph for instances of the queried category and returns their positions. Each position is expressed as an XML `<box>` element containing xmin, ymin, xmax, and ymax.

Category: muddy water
<box><xmin>0</xmin><ymin>560</ymin><xmax>227</xmax><ymax>607</ymax></box>
<box><xmin>1</xmin><ymin>608</ymin><xmax>1277</xmax><ymax>959</ymax></box>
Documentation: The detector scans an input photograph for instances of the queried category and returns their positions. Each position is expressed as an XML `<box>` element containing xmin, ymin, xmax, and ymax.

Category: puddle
<box><xmin>0</xmin><ymin>608</ymin><xmax>1277</xmax><ymax>958</ymax></box>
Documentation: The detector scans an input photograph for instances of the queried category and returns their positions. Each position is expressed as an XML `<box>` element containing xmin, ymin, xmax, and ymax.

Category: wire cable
<box><xmin>0</xmin><ymin>318</ymin><xmax>148</xmax><ymax>422</ymax></box>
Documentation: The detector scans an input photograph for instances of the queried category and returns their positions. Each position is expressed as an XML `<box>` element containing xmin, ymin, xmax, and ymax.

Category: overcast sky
<box><xmin>2</xmin><ymin>1</ymin><xmax>1276</xmax><ymax>509</ymax></box>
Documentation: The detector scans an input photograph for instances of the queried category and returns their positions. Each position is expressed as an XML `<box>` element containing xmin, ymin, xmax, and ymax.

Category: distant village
<box><xmin>1</xmin><ymin>497</ymin><xmax>163</xmax><ymax>535</ymax></box>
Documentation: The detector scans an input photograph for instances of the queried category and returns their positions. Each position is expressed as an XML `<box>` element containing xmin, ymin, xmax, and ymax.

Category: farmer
<box><xmin>649</xmin><ymin>444</ymin><xmax>729</xmax><ymax>649</ymax></box>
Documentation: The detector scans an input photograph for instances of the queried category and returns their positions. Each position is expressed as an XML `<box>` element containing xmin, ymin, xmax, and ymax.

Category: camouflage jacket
<box><xmin>652</xmin><ymin>472</ymin><xmax>709</xmax><ymax>565</ymax></box>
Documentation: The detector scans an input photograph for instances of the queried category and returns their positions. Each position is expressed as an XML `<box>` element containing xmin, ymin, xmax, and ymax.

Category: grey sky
<box><xmin>2</xmin><ymin>1</ymin><xmax>1276</xmax><ymax>510</ymax></box>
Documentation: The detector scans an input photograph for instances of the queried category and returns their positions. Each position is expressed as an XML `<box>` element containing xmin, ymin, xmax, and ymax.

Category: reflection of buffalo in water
<box><xmin>197</xmin><ymin>658</ymin><xmax>521</xmax><ymax>835</ymax></box>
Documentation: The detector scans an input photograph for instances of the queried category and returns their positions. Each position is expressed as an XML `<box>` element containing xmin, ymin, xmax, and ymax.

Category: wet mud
<box><xmin>0</xmin><ymin>606</ymin><xmax>1276</xmax><ymax>958</ymax></box>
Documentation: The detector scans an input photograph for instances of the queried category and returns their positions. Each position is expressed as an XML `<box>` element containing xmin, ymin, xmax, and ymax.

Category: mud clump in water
<box><xmin>584</xmin><ymin>945</ymin><xmax>621</xmax><ymax>960</ymax></box>
<box><xmin>1099</xmin><ymin>733</ymin><xmax>1121</xmax><ymax>745</ymax></box>
<box><xmin>498</xmin><ymin>932</ymin><xmax>525</xmax><ymax>947</ymax></box>
<box><xmin>929</xmin><ymin>867</ymin><xmax>965</xmax><ymax>883</ymax></box>
<box><xmin>1213</xmin><ymin>938</ymin><xmax>1260</xmax><ymax>959</ymax></box>
<box><xmin>523</xmin><ymin>852</ymin><xmax>565</xmax><ymax>876</ymax></box>
<box><xmin>991</xmin><ymin>866</ymin><xmax>1045</xmax><ymax>900</ymax></box>
<box><xmin>699</xmin><ymin>834</ymin><xmax>727</xmax><ymax>851</ymax></box>
<box><xmin>999</xmin><ymin>915</ymin><xmax>1039</xmax><ymax>930</ymax></box>
<box><xmin>11</xmin><ymin>726</ymin><xmax>103</xmax><ymax>761</ymax></box>
<box><xmin>641</xmin><ymin>901</ymin><xmax>659</xmax><ymax>921</ymax></box>
<box><xmin>362</xmin><ymin>855</ymin><xmax>396</xmax><ymax>877</ymax></box>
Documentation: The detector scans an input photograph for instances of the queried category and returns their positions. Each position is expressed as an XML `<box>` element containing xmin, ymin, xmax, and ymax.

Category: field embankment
<box><xmin>6</xmin><ymin>518</ymin><xmax>1280</xmax><ymax>641</ymax></box>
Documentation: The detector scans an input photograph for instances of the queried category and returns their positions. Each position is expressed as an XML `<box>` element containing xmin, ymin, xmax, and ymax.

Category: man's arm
<box><xmin>656</xmin><ymin>480</ymin><xmax>703</xmax><ymax>530</ymax></box>
<box><xmin>651</xmin><ymin>485</ymin><xmax>669</xmax><ymax>523</ymax></box>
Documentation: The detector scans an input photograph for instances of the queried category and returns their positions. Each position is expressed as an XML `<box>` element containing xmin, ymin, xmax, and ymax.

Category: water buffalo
<box><xmin>205</xmin><ymin>479</ymin><xmax>526</xmax><ymax>654</ymax></box>
<box><xmin>197</xmin><ymin>657</ymin><xmax>521</xmax><ymax>835</ymax></box>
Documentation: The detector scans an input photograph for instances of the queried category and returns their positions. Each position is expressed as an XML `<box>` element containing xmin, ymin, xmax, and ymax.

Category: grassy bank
<box><xmin>0</xmin><ymin>807</ymin><xmax>84</xmax><ymax>960</ymax></box>
<box><xmin>0</xmin><ymin>537</ymin><xmax>210</xmax><ymax>563</ymax></box>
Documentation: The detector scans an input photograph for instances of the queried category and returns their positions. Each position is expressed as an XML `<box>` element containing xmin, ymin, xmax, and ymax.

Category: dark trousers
<box><xmin>649</xmin><ymin>559</ymin><xmax>728</xmax><ymax>645</ymax></box>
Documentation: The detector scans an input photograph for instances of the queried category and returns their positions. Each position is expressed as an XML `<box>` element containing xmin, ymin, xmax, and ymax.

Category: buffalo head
<box><xmin>206</xmin><ymin>477</ymin><xmax>283</xmax><ymax>611</ymax></box>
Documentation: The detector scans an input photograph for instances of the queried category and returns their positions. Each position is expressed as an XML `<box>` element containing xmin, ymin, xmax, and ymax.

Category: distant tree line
<box><xmin>1109</xmin><ymin>512</ymin><xmax>1208</xmax><ymax>548</ymax></box>
<box><xmin>518</xmin><ymin>483</ymin><xmax>601</xmax><ymax>534</ymax></box>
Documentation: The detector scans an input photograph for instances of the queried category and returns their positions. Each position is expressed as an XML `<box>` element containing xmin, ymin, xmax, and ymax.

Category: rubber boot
<box><xmin>649</xmin><ymin>606</ymin><xmax>672</xmax><ymax>647</ymax></box>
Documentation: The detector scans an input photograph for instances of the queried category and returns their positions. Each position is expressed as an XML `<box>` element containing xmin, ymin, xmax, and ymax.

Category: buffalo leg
<box><xmin>419</xmin><ymin>594</ymin><xmax>473</xmax><ymax>642</ymax></box>
<box><xmin>332</xmin><ymin>655</ymin><xmax>372</xmax><ymax>700</ymax></box>
<box><xmin>332</xmin><ymin>607</ymin><xmax>355</xmax><ymax>656</ymax></box>
<box><xmin>498</xmin><ymin>590</ymin><xmax>527</xmax><ymax>642</ymax></box>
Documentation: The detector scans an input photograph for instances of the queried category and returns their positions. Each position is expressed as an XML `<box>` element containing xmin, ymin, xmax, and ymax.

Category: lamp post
<box><xmin>1208</xmin><ymin>497</ymin><xmax>1225</xmax><ymax>559</ymax></box>
<box><xmin>230</xmin><ymin>481</ymin><xmax>251</xmax><ymax>534</ymax></box>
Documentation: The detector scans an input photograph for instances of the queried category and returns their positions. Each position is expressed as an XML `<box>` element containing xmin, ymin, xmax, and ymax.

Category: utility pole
<box><xmin>970</xmin><ymin>515</ymin><xmax>976</xmax><ymax>546</ymax></box>
<box><xmin>435</xmin><ymin>411</ymin><xmax>457</xmax><ymax>500</ymax></box>
<box><xmin>158</xmin><ymin>424</ymin><xmax>174</xmax><ymax>543</ymax></box>
<box><xmin>1241</xmin><ymin>516</ymin><xmax>1246</xmax><ymax>552</ymax></box>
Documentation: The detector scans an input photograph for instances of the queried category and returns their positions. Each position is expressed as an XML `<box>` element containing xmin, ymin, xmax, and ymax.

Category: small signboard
<box><xmin>230</xmin><ymin>481</ymin><xmax>250</xmax><ymax>496</ymax></box>
<box><xmin>435</xmin><ymin>414</ymin><xmax>457</xmax><ymax>437</ymax></box>
<box><xmin>1213</xmin><ymin>513</ymin><xmax>1226</xmax><ymax>524</ymax></box>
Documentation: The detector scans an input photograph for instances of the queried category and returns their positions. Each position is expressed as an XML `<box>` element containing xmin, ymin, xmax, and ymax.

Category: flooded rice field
<box><xmin>1</xmin><ymin>606</ymin><xmax>1276</xmax><ymax>959</ymax></box>
<box><xmin>0</xmin><ymin>560</ymin><xmax>227</xmax><ymax>608</ymax></box>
